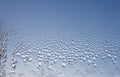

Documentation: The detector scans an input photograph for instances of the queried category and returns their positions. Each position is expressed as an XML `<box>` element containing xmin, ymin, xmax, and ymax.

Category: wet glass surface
<box><xmin>0</xmin><ymin>1</ymin><xmax>120</xmax><ymax>77</ymax></box>
<box><xmin>0</xmin><ymin>24</ymin><xmax>120</xmax><ymax>77</ymax></box>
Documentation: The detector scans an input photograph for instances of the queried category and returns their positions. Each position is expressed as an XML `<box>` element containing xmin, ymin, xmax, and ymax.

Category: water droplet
<box><xmin>12</xmin><ymin>59</ymin><xmax>17</xmax><ymax>64</ymax></box>
<box><xmin>16</xmin><ymin>53</ymin><xmax>20</xmax><ymax>56</ymax></box>
<box><xmin>10</xmin><ymin>70</ymin><xmax>15</xmax><ymax>74</ymax></box>
<box><xmin>108</xmin><ymin>54</ymin><xmax>112</xmax><ymax>58</ymax></box>
<box><xmin>21</xmin><ymin>55</ymin><xmax>25</xmax><ymax>58</ymax></box>
<box><xmin>23</xmin><ymin>59</ymin><xmax>27</xmax><ymax>63</ymax></box>
<box><xmin>29</xmin><ymin>57</ymin><xmax>32</xmax><ymax>62</ymax></box>
<box><xmin>46</xmin><ymin>53</ymin><xmax>51</xmax><ymax>57</ymax></box>
<box><xmin>11</xmin><ymin>64</ymin><xmax>16</xmax><ymax>69</ymax></box>
<box><xmin>93</xmin><ymin>63</ymin><xmax>97</xmax><ymax>67</ymax></box>
<box><xmin>111</xmin><ymin>57</ymin><xmax>116</xmax><ymax>64</ymax></box>
<box><xmin>25</xmin><ymin>54</ymin><xmax>29</xmax><ymax>57</ymax></box>
<box><xmin>87</xmin><ymin>60</ymin><xmax>93</xmax><ymax>65</ymax></box>
<box><xmin>62</xmin><ymin>63</ymin><xmax>66</xmax><ymax>67</ymax></box>
<box><xmin>38</xmin><ymin>62</ymin><xmax>42</xmax><ymax>67</ymax></box>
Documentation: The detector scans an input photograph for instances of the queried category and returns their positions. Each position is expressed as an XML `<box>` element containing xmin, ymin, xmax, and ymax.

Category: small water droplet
<box><xmin>29</xmin><ymin>57</ymin><xmax>32</xmax><ymax>62</ymax></box>
<box><xmin>10</xmin><ymin>70</ymin><xmax>15</xmax><ymax>74</ymax></box>
<box><xmin>62</xmin><ymin>63</ymin><xmax>66</xmax><ymax>67</ymax></box>
<box><xmin>16</xmin><ymin>53</ymin><xmax>20</xmax><ymax>56</ymax></box>
<box><xmin>11</xmin><ymin>64</ymin><xmax>16</xmax><ymax>69</ymax></box>
<box><xmin>38</xmin><ymin>62</ymin><xmax>42</xmax><ymax>67</ymax></box>
<box><xmin>93</xmin><ymin>63</ymin><xmax>97</xmax><ymax>67</ymax></box>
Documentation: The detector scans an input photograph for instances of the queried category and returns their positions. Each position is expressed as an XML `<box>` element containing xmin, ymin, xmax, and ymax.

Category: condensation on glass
<box><xmin>0</xmin><ymin>24</ymin><xmax>120</xmax><ymax>77</ymax></box>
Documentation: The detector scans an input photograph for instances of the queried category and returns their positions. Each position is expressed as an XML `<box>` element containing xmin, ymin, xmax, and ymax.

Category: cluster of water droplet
<box><xmin>2</xmin><ymin>25</ymin><xmax>120</xmax><ymax>77</ymax></box>
<box><xmin>9</xmin><ymin>34</ymin><xmax>119</xmax><ymax>74</ymax></box>
<box><xmin>0</xmin><ymin>32</ymin><xmax>8</xmax><ymax>77</ymax></box>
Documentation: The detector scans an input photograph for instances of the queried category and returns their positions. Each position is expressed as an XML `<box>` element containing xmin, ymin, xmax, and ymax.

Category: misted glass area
<box><xmin>0</xmin><ymin>0</ymin><xmax>120</xmax><ymax>77</ymax></box>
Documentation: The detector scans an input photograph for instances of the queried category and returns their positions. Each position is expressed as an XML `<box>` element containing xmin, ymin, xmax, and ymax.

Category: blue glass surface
<box><xmin>0</xmin><ymin>0</ymin><xmax>120</xmax><ymax>77</ymax></box>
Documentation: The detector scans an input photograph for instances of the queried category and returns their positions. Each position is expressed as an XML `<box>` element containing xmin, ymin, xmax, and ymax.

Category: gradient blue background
<box><xmin>0</xmin><ymin>0</ymin><xmax>120</xmax><ymax>25</ymax></box>
<box><xmin>0</xmin><ymin>0</ymin><xmax>120</xmax><ymax>77</ymax></box>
